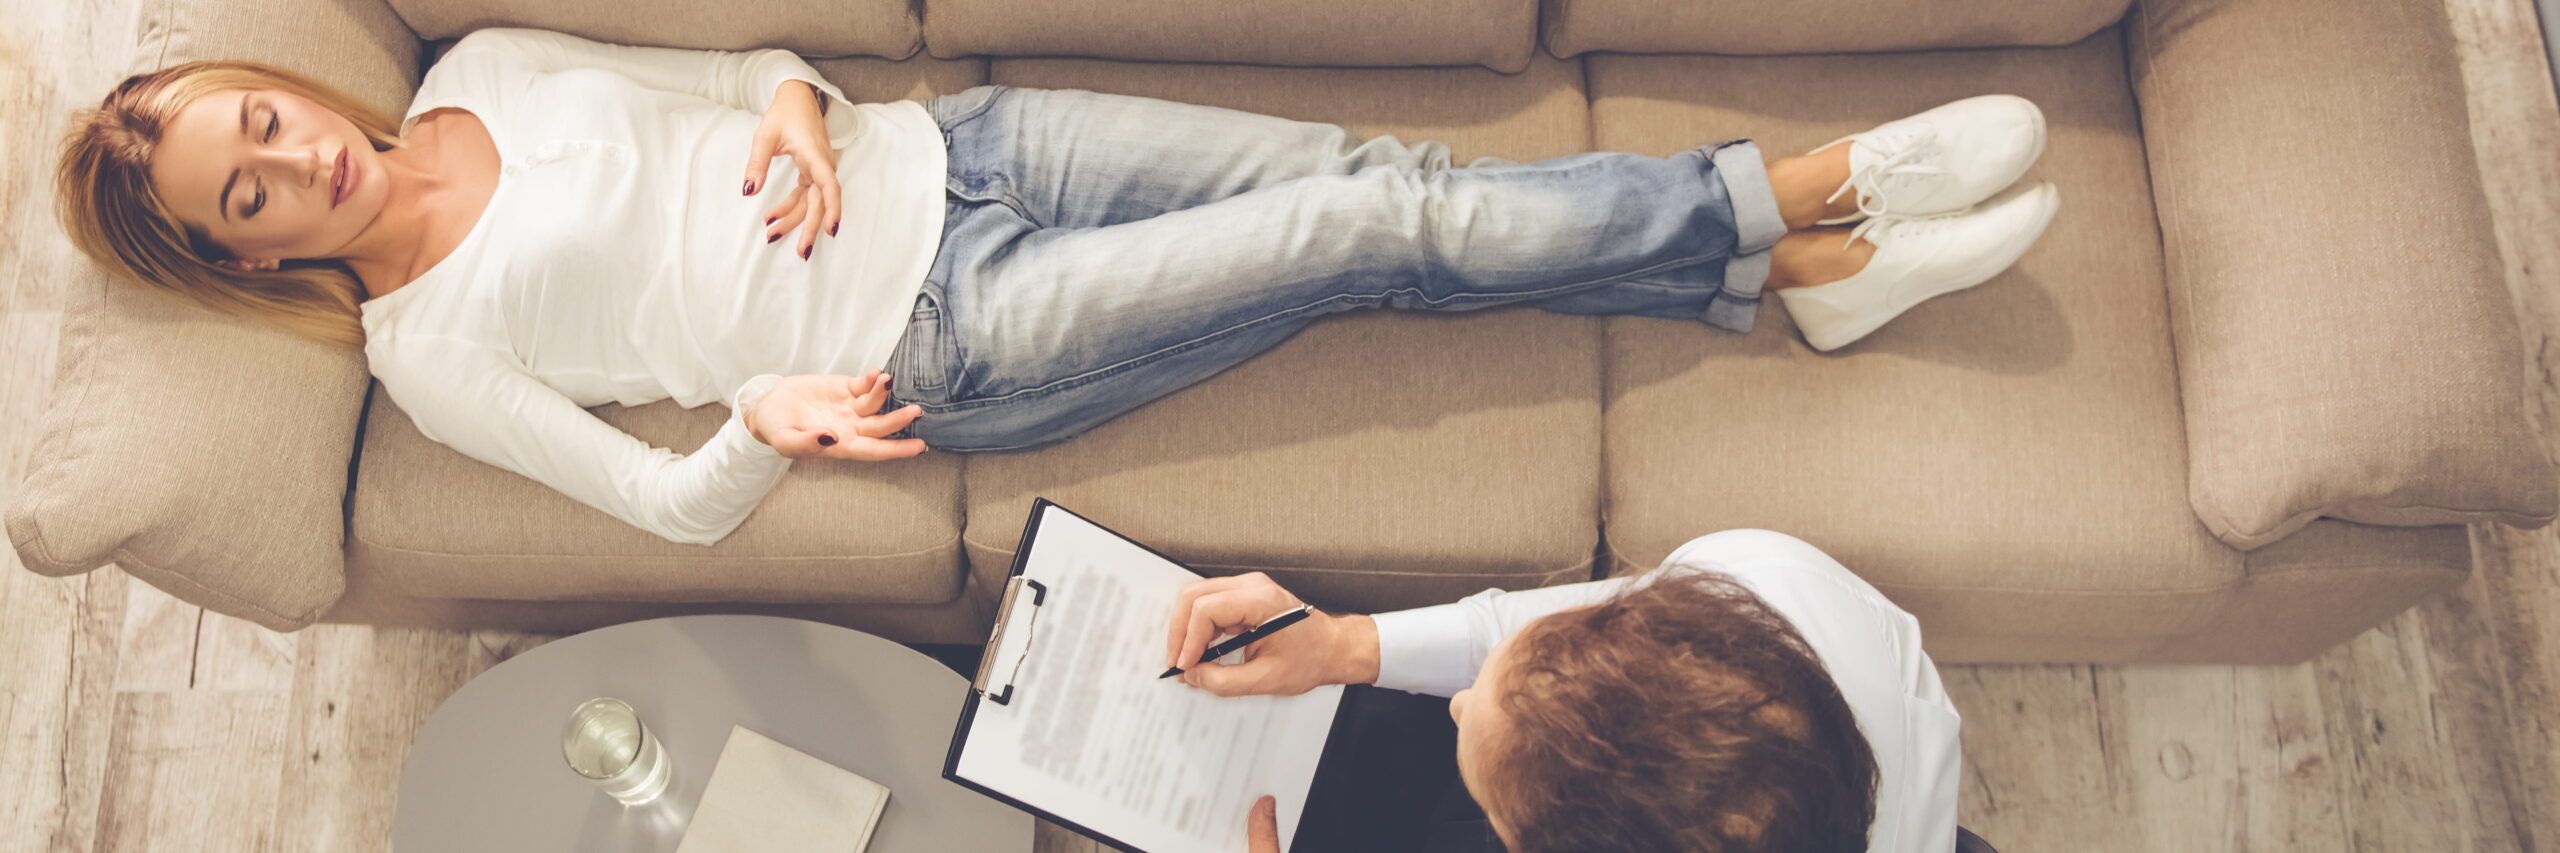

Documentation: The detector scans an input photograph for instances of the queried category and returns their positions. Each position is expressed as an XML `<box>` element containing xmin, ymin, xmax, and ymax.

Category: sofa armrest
<box><xmin>7</xmin><ymin>275</ymin><xmax>368</xmax><ymax>631</ymax></box>
<box><xmin>2129</xmin><ymin>0</ymin><xmax>2557</xmax><ymax>549</ymax></box>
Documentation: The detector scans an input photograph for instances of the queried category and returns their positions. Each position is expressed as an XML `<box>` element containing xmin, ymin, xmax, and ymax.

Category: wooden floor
<box><xmin>5</xmin><ymin>1</ymin><xmax>2557</xmax><ymax>850</ymax></box>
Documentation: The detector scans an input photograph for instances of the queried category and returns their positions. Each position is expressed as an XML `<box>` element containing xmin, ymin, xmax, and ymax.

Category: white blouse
<box><xmin>359</xmin><ymin>27</ymin><xmax>948</xmax><ymax>545</ymax></box>
<box><xmin>1371</xmin><ymin>529</ymin><xmax>1963</xmax><ymax>853</ymax></box>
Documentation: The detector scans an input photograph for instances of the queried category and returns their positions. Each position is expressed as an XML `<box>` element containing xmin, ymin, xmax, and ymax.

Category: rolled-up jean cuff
<box><xmin>1706</xmin><ymin>252</ymin><xmax>1771</xmax><ymax>333</ymax></box>
<box><xmin>1703</xmin><ymin>139</ymin><xmax>1784</xmax><ymax>334</ymax></box>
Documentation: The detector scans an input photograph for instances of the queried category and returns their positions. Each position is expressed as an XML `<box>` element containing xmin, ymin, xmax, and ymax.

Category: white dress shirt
<box><xmin>358</xmin><ymin>27</ymin><xmax>948</xmax><ymax>545</ymax></box>
<box><xmin>1371</xmin><ymin>529</ymin><xmax>1962</xmax><ymax>853</ymax></box>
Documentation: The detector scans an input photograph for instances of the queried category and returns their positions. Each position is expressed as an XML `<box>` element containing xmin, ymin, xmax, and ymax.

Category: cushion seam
<box><xmin>1602</xmin><ymin>537</ymin><xmax>2238</xmax><ymax>597</ymax></box>
<box><xmin>19</xmin><ymin>520</ymin><xmax>322</xmax><ymax>626</ymax></box>
<box><xmin>2216</xmin><ymin>499</ymin><xmax>2556</xmax><ymax>546</ymax></box>
<box><xmin>351</xmin><ymin>525</ymin><xmax>966</xmax><ymax>564</ymax></box>
<box><xmin>2235</xmin><ymin>561</ymin><xmax>2469</xmax><ymax>579</ymax></box>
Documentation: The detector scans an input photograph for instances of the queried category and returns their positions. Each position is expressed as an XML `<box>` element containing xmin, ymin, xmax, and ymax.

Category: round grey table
<box><xmin>393</xmin><ymin>615</ymin><xmax>1032</xmax><ymax>851</ymax></box>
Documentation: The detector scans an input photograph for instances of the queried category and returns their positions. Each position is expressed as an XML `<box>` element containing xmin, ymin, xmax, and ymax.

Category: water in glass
<box><xmin>561</xmin><ymin>697</ymin><xmax>672</xmax><ymax>806</ymax></box>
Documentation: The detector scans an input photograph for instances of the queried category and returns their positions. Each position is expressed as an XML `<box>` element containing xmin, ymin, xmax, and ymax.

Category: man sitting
<box><xmin>1162</xmin><ymin>529</ymin><xmax>1962</xmax><ymax>852</ymax></box>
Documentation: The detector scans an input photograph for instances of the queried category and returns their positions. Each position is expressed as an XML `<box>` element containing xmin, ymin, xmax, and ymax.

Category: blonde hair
<box><xmin>55</xmin><ymin>60</ymin><xmax>409</xmax><ymax>350</ymax></box>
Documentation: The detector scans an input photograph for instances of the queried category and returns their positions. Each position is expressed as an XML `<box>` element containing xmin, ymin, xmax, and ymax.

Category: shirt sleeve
<box><xmin>370</xmin><ymin>336</ymin><xmax>795</xmax><ymax>546</ymax></box>
<box><xmin>440</xmin><ymin>26</ymin><xmax>863</xmax><ymax>149</ymax></box>
<box><xmin>1369</xmin><ymin>574</ymin><xmax>1642</xmax><ymax>697</ymax></box>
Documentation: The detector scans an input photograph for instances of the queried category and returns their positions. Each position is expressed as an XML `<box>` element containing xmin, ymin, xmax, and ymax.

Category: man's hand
<box><xmin>1246</xmin><ymin>796</ymin><xmax>1281</xmax><ymax>853</ymax></box>
<box><xmin>745</xmin><ymin>370</ymin><xmax>928</xmax><ymax>461</ymax></box>
<box><xmin>1164</xmin><ymin>572</ymin><xmax>1379</xmax><ymax>697</ymax></box>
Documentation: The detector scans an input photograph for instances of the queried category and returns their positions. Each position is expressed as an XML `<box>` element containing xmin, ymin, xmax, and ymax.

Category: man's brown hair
<box><xmin>1482</xmin><ymin>569</ymin><xmax>1880</xmax><ymax>851</ymax></box>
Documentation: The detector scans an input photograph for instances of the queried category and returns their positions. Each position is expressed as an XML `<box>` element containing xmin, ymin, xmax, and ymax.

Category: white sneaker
<box><xmin>1810</xmin><ymin>94</ymin><xmax>2046</xmax><ymax>225</ymax></box>
<box><xmin>1777</xmin><ymin>182</ymin><xmax>2061</xmax><ymax>352</ymax></box>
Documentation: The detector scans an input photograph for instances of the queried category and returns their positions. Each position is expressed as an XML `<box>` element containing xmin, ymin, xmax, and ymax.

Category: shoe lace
<box><xmin>1841</xmin><ymin>207</ymin><xmax>1958</xmax><ymax>250</ymax></box>
<box><xmin>1823</xmin><ymin>130</ymin><xmax>1949</xmax><ymax>221</ymax></box>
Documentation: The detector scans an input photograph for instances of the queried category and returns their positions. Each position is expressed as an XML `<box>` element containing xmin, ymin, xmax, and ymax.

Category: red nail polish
<box><xmin>801</xmin><ymin>246</ymin><xmax>811</xmax><ymax>260</ymax></box>
<box><xmin>768</xmin><ymin>232</ymin><xmax>781</xmax><ymax>244</ymax></box>
<box><xmin>827</xmin><ymin>222</ymin><xmax>838</xmax><ymax>237</ymax></box>
<box><xmin>817</xmin><ymin>434</ymin><xmax>835</xmax><ymax>447</ymax></box>
<box><xmin>766</xmin><ymin>216</ymin><xmax>777</xmax><ymax>226</ymax></box>
<box><xmin>742</xmin><ymin>179</ymin><xmax>755</xmax><ymax>195</ymax></box>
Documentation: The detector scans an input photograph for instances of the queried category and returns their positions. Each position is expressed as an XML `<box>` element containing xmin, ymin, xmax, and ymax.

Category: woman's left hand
<box><xmin>743</xmin><ymin>80</ymin><xmax>841</xmax><ymax>261</ymax></box>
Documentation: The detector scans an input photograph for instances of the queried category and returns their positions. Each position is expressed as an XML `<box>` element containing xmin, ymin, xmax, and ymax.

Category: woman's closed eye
<box><xmin>246</xmin><ymin>112</ymin><xmax>277</xmax><ymax>218</ymax></box>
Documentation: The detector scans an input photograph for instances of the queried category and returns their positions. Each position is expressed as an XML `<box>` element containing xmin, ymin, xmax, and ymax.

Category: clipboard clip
<box><xmin>972</xmin><ymin>576</ymin><xmax>1047</xmax><ymax>706</ymax></box>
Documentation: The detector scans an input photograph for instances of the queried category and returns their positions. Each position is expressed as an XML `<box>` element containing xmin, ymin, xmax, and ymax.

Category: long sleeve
<box><xmin>441</xmin><ymin>26</ymin><xmax>863</xmax><ymax>150</ymax></box>
<box><xmin>1370</xmin><ymin>573</ymin><xmax>1639</xmax><ymax>697</ymax></box>
<box><xmin>1370</xmin><ymin>529</ymin><xmax>1890</xmax><ymax>697</ymax></box>
<box><xmin>370</xmin><ymin>335</ymin><xmax>794</xmax><ymax>546</ymax></box>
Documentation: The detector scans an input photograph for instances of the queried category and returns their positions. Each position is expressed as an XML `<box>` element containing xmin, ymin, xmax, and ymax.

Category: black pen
<box><xmin>1160</xmin><ymin>605</ymin><xmax>1315</xmax><ymax>678</ymax></box>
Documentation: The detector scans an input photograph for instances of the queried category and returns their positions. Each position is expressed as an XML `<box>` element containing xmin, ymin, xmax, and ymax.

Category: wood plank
<box><xmin>467</xmin><ymin>629</ymin><xmax>559</xmax><ymax>672</ymax></box>
<box><xmin>2468</xmin><ymin>527</ymin><xmax>2560</xmax><ymax>845</ymax></box>
<box><xmin>113</xmin><ymin>579</ymin><xmax>201</xmax><ymax>692</ymax></box>
<box><xmin>1944</xmin><ymin>664</ymin><xmax>2137</xmax><ymax>850</ymax></box>
<box><xmin>2102</xmin><ymin>667</ymin><xmax>2242</xmax><ymax>851</ymax></box>
<box><xmin>2228</xmin><ymin>663</ymin><xmax>2354</xmax><ymax>850</ymax></box>
<box><xmin>1036</xmin><ymin>820</ymin><xmax>1111</xmax><ymax>853</ymax></box>
<box><xmin>194</xmin><ymin>609</ymin><xmax>298</xmax><ymax>692</ymax></box>
<box><xmin>0</xmin><ymin>306</ymin><xmax>59</xmax><ymax>470</ymax></box>
<box><xmin>2411</xmin><ymin>535</ymin><xmax>2546</xmax><ymax>850</ymax></box>
<box><xmin>0</xmin><ymin>566</ymin><xmax>127</xmax><ymax>853</ymax></box>
<box><xmin>268</xmin><ymin>626</ymin><xmax>479</xmax><ymax>853</ymax></box>
<box><xmin>93</xmin><ymin>690</ymin><xmax>290</xmax><ymax>851</ymax></box>
<box><xmin>2313</xmin><ymin>615</ymin><xmax>2517</xmax><ymax>851</ymax></box>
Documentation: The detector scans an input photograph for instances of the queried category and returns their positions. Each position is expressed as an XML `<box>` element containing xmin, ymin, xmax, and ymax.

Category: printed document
<box><xmin>949</xmin><ymin>504</ymin><xmax>1345</xmax><ymax>853</ymax></box>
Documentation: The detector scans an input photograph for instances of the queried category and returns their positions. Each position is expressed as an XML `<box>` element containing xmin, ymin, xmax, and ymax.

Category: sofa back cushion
<box><xmin>388</xmin><ymin>0</ymin><xmax>920</xmax><ymax>58</ymax></box>
<box><xmin>924</xmin><ymin>0</ymin><xmax>1539</xmax><ymax>72</ymax></box>
<box><xmin>1543</xmin><ymin>0</ymin><xmax>2132</xmax><ymax>58</ymax></box>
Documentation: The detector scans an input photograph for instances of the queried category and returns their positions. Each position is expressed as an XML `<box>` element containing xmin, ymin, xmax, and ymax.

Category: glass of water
<box><xmin>561</xmin><ymin>697</ymin><xmax>672</xmax><ymax>806</ymax></box>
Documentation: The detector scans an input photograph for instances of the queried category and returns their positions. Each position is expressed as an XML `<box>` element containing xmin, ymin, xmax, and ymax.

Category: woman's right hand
<box><xmin>745</xmin><ymin>370</ymin><xmax>928</xmax><ymax>461</ymax></box>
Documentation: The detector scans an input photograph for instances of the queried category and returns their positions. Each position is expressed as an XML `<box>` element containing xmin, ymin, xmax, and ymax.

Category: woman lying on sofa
<box><xmin>59</xmin><ymin>26</ymin><xmax>2057</xmax><ymax>547</ymax></box>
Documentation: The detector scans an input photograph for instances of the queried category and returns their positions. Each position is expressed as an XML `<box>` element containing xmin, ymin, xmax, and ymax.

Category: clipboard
<box><xmin>940</xmin><ymin>498</ymin><xmax>1349</xmax><ymax>853</ymax></box>
<box><xmin>941</xmin><ymin>498</ymin><xmax>1096</xmax><ymax>845</ymax></box>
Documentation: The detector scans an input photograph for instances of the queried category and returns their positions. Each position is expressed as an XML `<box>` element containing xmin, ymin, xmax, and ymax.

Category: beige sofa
<box><xmin>12</xmin><ymin>0</ymin><xmax>2553</xmax><ymax>663</ymax></box>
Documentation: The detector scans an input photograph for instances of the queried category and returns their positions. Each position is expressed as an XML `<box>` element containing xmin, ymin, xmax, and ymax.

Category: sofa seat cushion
<box><xmin>961</xmin><ymin>58</ymin><xmax>1602</xmax><ymax>615</ymax></box>
<box><xmin>2138</xmin><ymin>519</ymin><xmax>2468</xmax><ymax>664</ymax></box>
<box><xmin>350</xmin><ymin>386</ymin><xmax>969</xmax><ymax>604</ymax></box>
<box><xmin>1593</xmin><ymin>34</ymin><xmax>2272</xmax><ymax>660</ymax></box>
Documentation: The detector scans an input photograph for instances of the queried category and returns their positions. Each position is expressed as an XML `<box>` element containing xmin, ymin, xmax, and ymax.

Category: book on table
<box><xmin>676</xmin><ymin>725</ymin><xmax>891</xmax><ymax>853</ymax></box>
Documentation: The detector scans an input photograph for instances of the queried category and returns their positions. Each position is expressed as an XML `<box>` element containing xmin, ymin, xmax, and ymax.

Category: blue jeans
<box><xmin>881</xmin><ymin>85</ymin><xmax>1785</xmax><ymax>452</ymax></box>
